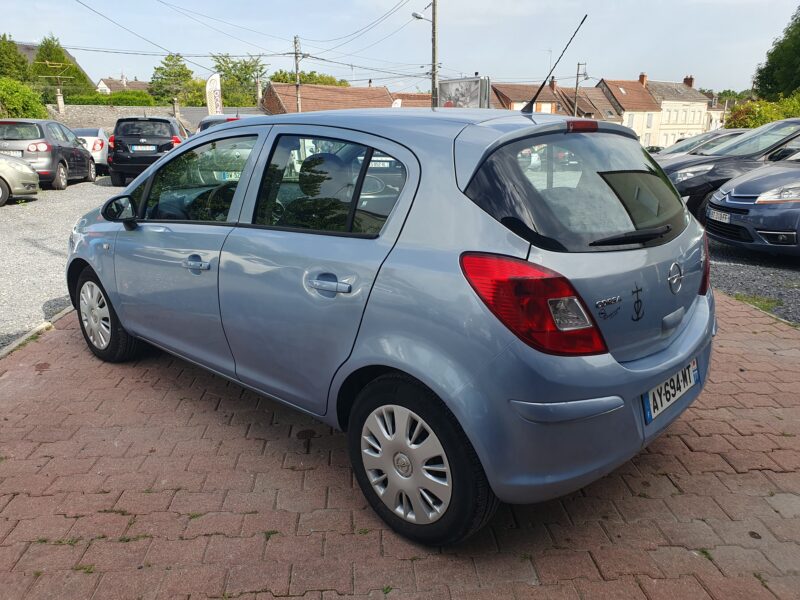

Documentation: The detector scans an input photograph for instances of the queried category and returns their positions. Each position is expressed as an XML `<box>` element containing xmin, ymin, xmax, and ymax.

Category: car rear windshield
<box><xmin>0</xmin><ymin>122</ymin><xmax>43</xmax><ymax>140</ymax></box>
<box><xmin>115</xmin><ymin>120</ymin><xmax>172</xmax><ymax>137</ymax></box>
<box><xmin>74</xmin><ymin>128</ymin><xmax>99</xmax><ymax>136</ymax></box>
<box><xmin>465</xmin><ymin>131</ymin><xmax>687</xmax><ymax>252</ymax></box>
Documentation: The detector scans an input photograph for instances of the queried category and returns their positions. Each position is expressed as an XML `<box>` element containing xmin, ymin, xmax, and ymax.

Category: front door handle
<box><xmin>309</xmin><ymin>279</ymin><xmax>351</xmax><ymax>294</ymax></box>
<box><xmin>182</xmin><ymin>258</ymin><xmax>210</xmax><ymax>270</ymax></box>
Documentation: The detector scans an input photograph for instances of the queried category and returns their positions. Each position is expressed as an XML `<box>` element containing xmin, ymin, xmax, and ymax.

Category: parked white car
<box><xmin>73</xmin><ymin>128</ymin><xmax>110</xmax><ymax>174</ymax></box>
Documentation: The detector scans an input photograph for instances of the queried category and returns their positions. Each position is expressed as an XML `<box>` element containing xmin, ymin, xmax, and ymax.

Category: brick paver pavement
<box><xmin>1</xmin><ymin>292</ymin><xmax>799</xmax><ymax>599</ymax></box>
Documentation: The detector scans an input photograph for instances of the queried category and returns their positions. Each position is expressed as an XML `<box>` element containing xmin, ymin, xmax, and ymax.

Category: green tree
<box><xmin>754</xmin><ymin>6</ymin><xmax>800</xmax><ymax>100</ymax></box>
<box><xmin>0</xmin><ymin>77</ymin><xmax>47</xmax><ymax>118</ymax></box>
<box><xmin>179</xmin><ymin>79</ymin><xmax>207</xmax><ymax>107</ymax></box>
<box><xmin>29</xmin><ymin>35</ymin><xmax>93</xmax><ymax>103</ymax></box>
<box><xmin>65</xmin><ymin>90</ymin><xmax>156</xmax><ymax>106</ymax></box>
<box><xmin>0</xmin><ymin>34</ymin><xmax>29</xmax><ymax>81</ymax></box>
<box><xmin>211</xmin><ymin>54</ymin><xmax>266</xmax><ymax>106</ymax></box>
<box><xmin>149</xmin><ymin>54</ymin><xmax>194</xmax><ymax>104</ymax></box>
<box><xmin>270</xmin><ymin>69</ymin><xmax>349</xmax><ymax>87</ymax></box>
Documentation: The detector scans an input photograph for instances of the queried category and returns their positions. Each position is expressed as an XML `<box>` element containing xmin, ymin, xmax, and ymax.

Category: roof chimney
<box><xmin>549</xmin><ymin>76</ymin><xmax>556</xmax><ymax>91</ymax></box>
<box><xmin>683</xmin><ymin>75</ymin><xmax>695</xmax><ymax>88</ymax></box>
<box><xmin>638</xmin><ymin>72</ymin><xmax>647</xmax><ymax>87</ymax></box>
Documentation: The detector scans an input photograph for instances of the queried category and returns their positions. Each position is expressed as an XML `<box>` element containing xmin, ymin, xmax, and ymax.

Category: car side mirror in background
<box><xmin>101</xmin><ymin>195</ymin><xmax>137</xmax><ymax>230</ymax></box>
<box><xmin>77</xmin><ymin>137</ymin><xmax>88</xmax><ymax>147</ymax></box>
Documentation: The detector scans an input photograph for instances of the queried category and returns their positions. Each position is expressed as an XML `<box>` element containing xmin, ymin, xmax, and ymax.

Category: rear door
<box><xmin>113</xmin><ymin>128</ymin><xmax>265</xmax><ymax>374</ymax></box>
<box><xmin>59</xmin><ymin>124</ymin><xmax>88</xmax><ymax>177</ymax></box>
<box><xmin>464</xmin><ymin>127</ymin><xmax>705</xmax><ymax>363</ymax></box>
<box><xmin>46</xmin><ymin>122</ymin><xmax>74</xmax><ymax>173</ymax></box>
<box><xmin>219</xmin><ymin>126</ymin><xmax>419</xmax><ymax>414</ymax></box>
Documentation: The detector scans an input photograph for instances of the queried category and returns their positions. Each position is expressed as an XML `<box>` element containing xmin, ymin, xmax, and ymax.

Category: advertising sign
<box><xmin>206</xmin><ymin>73</ymin><xmax>223</xmax><ymax>115</ymax></box>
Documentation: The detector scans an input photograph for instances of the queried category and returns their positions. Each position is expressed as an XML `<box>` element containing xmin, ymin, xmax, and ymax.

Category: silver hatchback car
<box><xmin>67</xmin><ymin>109</ymin><xmax>715</xmax><ymax>545</ymax></box>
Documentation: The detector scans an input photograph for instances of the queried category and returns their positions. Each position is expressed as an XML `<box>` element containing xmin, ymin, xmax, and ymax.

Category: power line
<box><xmin>63</xmin><ymin>45</ymin><xmax>291</xmax><ymax>58</ymax></box>
<box><xmin>302</xmin><ymin>0</ymin><xmax>407</xmax><ymax>43</ymax></box>
<box><xmin>306</xmin><ymin>1</ymin><xmax>409</xmax><ymax>55</ymax></box>
<box><xmin>72</xmin><ymin>0</ymin><xmax>212</xmax><ymax>72</ymax></box>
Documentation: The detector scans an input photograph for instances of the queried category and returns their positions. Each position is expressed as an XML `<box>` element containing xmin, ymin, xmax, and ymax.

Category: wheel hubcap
<box><xmin>79</xmin><ymin>281</ymin><xmax>111</xmax><ymax>350</ymax></box>
<box><xmin>361</xmin><ymin>405</ymin><xmax>452</xmax><ymax>525</ymax></box>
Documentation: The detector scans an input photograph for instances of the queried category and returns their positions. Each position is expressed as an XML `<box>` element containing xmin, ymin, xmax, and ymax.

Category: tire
<box><xmin>51</xmin><ymin>162</ymin><xmax>68</xmax><ymax>190</ymax></box>
<box><xmin>0</xmin><ymin>178</ymin><xmax>9</xmax><ymax>207</ymax></box>
<box><xmin>84</xmin><ymin>159</ymin><xmax>96</xmax><ymax>182</ymax></box>
<box><xmin>75</xmin><ymin>266</ymin><xmax>141</xmax><ymax>362</ymax></box>
<box><xmin>348</xmin><ymin>374</ymin><xmax>498</xmax><ymax>546</ymax></box>
<box><xmin>109</xmin><ymin>169</ymin><xmax>125</xmax><ymax>187</ymax></box>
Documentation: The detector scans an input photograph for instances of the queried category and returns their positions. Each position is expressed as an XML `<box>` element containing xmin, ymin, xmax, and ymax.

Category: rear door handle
<box><xmin>182</xmin><ymin>258</ymin><xmax>210</xmax><ymax>270</ymax></box>
<box><xmin>309</xmin><ymin>279</ymin><xmax>351</xmax><ymax>294</ymax></box>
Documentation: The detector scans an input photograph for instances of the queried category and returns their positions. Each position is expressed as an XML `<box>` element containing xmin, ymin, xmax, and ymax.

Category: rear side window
<box><xmin>116</xmin><ymin>120</ymin><xmax>173</xmax><ymax>137</ymax></box>
<box><xmin>465</xmin><ymin>131</ymin><xmax>687</xmax><ymax>252</ymax></box>
<box><xmin>0</xmin><ymin>122</ymin><xmax>42</xmax><ymax>140</ymax></box>
<box><xmin>253</xmin><ymin>135</ymin><xmax>406</xmax><ymax>235</ymax></box>
<box><xmin>47</xmin><ymin>123</ymin><xmax>67</xmax><ymax>142</ymax></box>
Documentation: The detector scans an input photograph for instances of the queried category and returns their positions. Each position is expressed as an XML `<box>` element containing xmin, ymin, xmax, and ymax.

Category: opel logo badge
<box><xmin>667</xmin><ymin>262</ymin><xmax>683</xmax><ymax>295</ymax></box>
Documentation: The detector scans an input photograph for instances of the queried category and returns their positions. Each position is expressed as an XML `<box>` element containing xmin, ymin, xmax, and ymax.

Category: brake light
<box><xmin>460</xmin><ymin>253</ymin><xmax>607</xmax><ymax>356</ymax></box>
<box><xmin>26</xmin><ymin>142</ymin><xmax>50</xmax><ymax>152</ymax></box>
<box><xmin>171</xmin><ymin>136</ymin><xmax>182</xmax><ymax>145</ymax></box>
<box><xmin>226</xmin><ymin>117</ymin><xmax>240</xmax><ymax>122</ymax></box>
<box><xmin>92</xmin><ymin>139</ymin><xmax>104</xmax><ymax>152</ymax></box>
<box><xmin>699</xmin><ymin>233</ymin><xmax>711</xmax><ymax>295</ymax></box>
<box><xmin>567</xmin><ymin>120</ymin><xmax>598</xmax><ymax>133</ymax></box>
<box><xmin>108</xmin><ymin>135</ymin><xmax>115</xmax><ymax>149</ymax></box>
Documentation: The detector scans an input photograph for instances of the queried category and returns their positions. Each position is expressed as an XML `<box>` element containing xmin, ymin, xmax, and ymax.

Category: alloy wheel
<box><xmin>79</xmin><ymin>281</ymin><xmax>111</xmax><ymax>350</ymax></box>
<box><xmin>360</xmin><ymin>404</ymin><xmax>452</xmax><ymax>524</ymax></box>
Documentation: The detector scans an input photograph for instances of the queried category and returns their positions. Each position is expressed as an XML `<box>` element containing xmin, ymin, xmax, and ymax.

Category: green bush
<box><xmin>65</xmin><ymin>90</ymin><xmax>156</xmax><ymax>106</ymax></box>
<box><xmin>725</xmin><ymin>91</ymin><xmax>800</xmax><ymax>128</ymax></box>
<box><xmin>0</xmin><ymin>76</ymin><xmax>47</xmax><ymax>118</ymax></box>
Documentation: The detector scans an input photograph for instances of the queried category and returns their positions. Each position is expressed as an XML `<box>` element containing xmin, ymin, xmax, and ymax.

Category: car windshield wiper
<box><xmin>589</xmin><ymin>224</ymin><xmax>672</xmax><ymax>247</ymax></box>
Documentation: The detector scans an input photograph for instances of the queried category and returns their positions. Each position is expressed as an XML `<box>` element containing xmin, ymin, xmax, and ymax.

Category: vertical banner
<box><xmin>206</xmin><ymin>73</ymin><xmax>223</xmax><ymax>115</ymax></box>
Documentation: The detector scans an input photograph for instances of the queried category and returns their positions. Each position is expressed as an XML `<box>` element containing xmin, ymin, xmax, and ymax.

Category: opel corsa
<box><xmin>67</xmin><ymin>109</ymin><xmax>715</xmax><ymax>545</ymax></box>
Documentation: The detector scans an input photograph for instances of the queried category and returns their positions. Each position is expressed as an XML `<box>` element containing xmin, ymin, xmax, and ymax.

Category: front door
<box><xmin>114</xmin><ymin>131</ymin><xmax>262</xmax><ymax>375</ymax></box>
<box><xmin>219</xmin><ymin>126</ymin><xmax>419</xmax><ymax>414</ymax></box>
<box><xmin>60</xmin><ymin>124</ymin><xmax>88</xmax><ymax>177</ymax></box>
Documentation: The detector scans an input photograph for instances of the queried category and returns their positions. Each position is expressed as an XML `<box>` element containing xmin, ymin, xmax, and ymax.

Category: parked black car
<box><xmin>0</xmin><ymin>119</ymin><xmax>95</xmax><ymax>189</ymax></box>
<box><xmin>705</xmin><ymin>159</ymin><xmax>800</xmax><ymax>256</ymax></box>
<box><xmin>108</xmin><ymin>117</ymin><xmax>189</xmax><ymax>186</ymax></box>
<box><xmin>657</xmin><ymin>119</ymin><xmax>800</xmax><ymax>220</ymax></box>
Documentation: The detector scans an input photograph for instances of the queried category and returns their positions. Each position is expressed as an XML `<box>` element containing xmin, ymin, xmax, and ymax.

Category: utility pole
<box><xmin>293</xmin><ymin>35</ymin><xmax>302</xmax><ymax>113</ymax></box>
<box><xmin>573</xmin><ymin>62</ymin><xmax>586</xmax><ymax>116</ymax></box>
<box><xmin>431</xmin><ymin>0</ymin><xmax>438</xmax><ymax>109</ymax></box>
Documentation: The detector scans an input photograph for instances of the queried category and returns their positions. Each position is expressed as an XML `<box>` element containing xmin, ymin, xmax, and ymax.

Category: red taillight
<box><xmin>92</xmin><ymin>139</ymin><xmax>104</xmax><ymax>152</ymax></box>
<box><xmin>226</xmin><ymin>117</ymin><xmax>240</xmax><ymax>122</ymax></box>
<box><xmin>171</xmin><ymin>136</ymin><xmax>182</xmax><ymax>145</ymax></box>
<box><xmin>26</xmin><ymin>142</ymin><xmax>50</xmax><ymax>152</ymax></box>
<box><xmin>108</xmin><ymin>135</ymin><xmax>115</xmax><ymax>149</ymax></box>
<box><xmin>460</xmin><ymin>253</ymin><xmax>608</xmax><ymax>356</ymax></box>
<box><xmin>699</xmin><ymin>233</ymin><xmax>711</xmax><ymax>295</ymax></box>
<box><xmin>567</xmin><ymin>120</ymin><xmax>598</xmax><ymax>133</ymax></box>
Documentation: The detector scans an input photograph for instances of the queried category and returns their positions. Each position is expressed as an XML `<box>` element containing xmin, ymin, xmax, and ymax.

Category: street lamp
<box><xmin>412</xmin><ymin>2</ymin><xmax>437</xmax><ymax>109</ymax></box>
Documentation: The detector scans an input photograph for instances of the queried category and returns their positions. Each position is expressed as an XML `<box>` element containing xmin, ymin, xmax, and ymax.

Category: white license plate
<box><xmin>643</xmin><ymin>358</ymin><xmax>699</xmax><ymax>424</ymax></box>
<box><xmin>707</xmin><ymin>208</ymin><xmax>730</xmax><ymax>224</ymax></box>
<box><xmin>215</xmin><ymin>171</ymin><xmax>240</xmax><ymax>181</ymax></box>
<box><xmin>0</xmin><ymin>149</ymin><xmax>22</xmax><ymax>158</ymax></box>
<box><xmin>131</xmin><ymin>145</ymin><xmax>156</xmax><ymax>152</ymax></box>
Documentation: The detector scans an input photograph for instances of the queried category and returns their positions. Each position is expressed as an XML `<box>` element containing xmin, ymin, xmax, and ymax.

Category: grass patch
<box><xmin>99</xmin><ymin>508</ymin><xmax>130</xmax><ymax>516</ymax></box>
<box><xmin>53</xmin><ymin>537</ymin><xmax>82</xmax><ymax>546</ymax></box>
<box><xmin>118</xmin><ymin>534</ymin><xmax>151</xmax><ymax>543</ymax></box>
<box><xmin>263</xmin><ymin>530</ymin><xmax>279</xmax><ymax>541</ymax></box>
<box><xmin>357</xmin><ymin>528</ymin><xmax>371</xmax><ymax>535</ymax></box>
<box><xmin>698</xmin><ymin>548</ymin><xmax>713</xmax><ymax>561</ymax></box>
<box><xmin>73</xmin><ymin>564</ymin><xmax>95</xmax><ymax>574</ymax></box>
<box><xmin>35</xmin><ymin>538</ymin><xmax>49</xmax><ymax>544</ymax></box>
<box><xmin>33</xmin><ymin>570</ymin><xmax>42</xmax><ymax>578</ymax></box>
<box><xmin>187</xmin><ymin>512</ymin><xmax>204</xmax><ymax>520</ymax></box>
<box><xmin>733</xmin><ymin>293</ymin><xmax>783</xmax><ymax>313</ymax></box>
<box><xmin>382</xmin><ymin>586</ymin><xmax>393</xmax><ymax>595</ymax></box>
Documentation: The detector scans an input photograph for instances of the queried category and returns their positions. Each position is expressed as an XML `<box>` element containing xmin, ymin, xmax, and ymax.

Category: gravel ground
<box><xmin>0</xmin><ymin>178</ymin><xmax>115</xmax><ymax>348</ymax></box>
<box><xmin>709</xmin><ymin>239</ymin><xmax>800</xmax><ymax>325</ymax></box>
<box><xmin>1</xmin><ymin>186</ymin><xmax>797</xmax><ymax>349</ymax></box>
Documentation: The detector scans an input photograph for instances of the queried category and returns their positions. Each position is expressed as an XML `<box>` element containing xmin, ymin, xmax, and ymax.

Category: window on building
<box><xmin>627</xmin><ymin>113</ymin><xmax>635</xmax><ymax>127</ymax></box>
<box><xmin>646</xmin><ymin>113</ymin><xmax>653</xmax><ymax>128</ymax></box>
<box><xmin>681</xmin><ymin>110</ymin><xmax>687</xmax><ymax>123</ymax></box>
<box><xmin>644</xmin><ymin>133</ymin><xmax>651</xmax><ymax>145</ymax></box>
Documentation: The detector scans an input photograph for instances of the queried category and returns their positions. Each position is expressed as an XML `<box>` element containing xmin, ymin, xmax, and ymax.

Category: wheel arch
<box><xmin>67</xmin><ymin>258</ymin><xmax>91</xmax><ymax>308</ymax></box>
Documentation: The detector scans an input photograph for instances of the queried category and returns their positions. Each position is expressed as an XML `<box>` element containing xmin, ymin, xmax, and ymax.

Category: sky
<box><xmin>3</xmin><ymin>0</ymin><xmax>797</xmax><ymax>93</ymax></box>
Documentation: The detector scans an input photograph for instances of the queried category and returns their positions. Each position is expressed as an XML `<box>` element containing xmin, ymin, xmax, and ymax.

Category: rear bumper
<box><xmin>109</xmin><ymin>152</ymin><xmax>165</xmax><ymax>175</ymax></box>
<box><xmin>467</xmin><ymin>293</ymin><xmax>716</xmax><ymax>504</ymax></box>
<box><xmin>706</xmin><ymin>201</ymin><xmax>800</xmax><ymax>256</ymax></box>
<box><xmin>24</xmin><ymin>155</ymin><xmax>58</xmax><ymax>182</ymax></box>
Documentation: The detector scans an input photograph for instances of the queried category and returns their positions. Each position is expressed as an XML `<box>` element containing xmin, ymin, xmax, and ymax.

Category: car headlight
<box><xmin>6</xmin><ymin>160</ymin><xmax>34</xmax><ymax>174</ymax></box>
<box><xmin>756</xmin><ymin>185</ymin><xmax>800</xmax><ymax>204</ymax></box>
<box><xmin>670</xmin><ymin>164</ymin><xmax>714</xmax><ymax>184</ymax></box>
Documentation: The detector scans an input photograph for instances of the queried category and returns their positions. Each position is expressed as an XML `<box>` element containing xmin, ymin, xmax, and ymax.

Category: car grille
<box><xmin>708</xmin><ymin>202</ymin><xmax>749</xmax><ymax>215</ymax></box>
<box><xmin>706</xmin><ymin>219</ymin><xmax>754</xmax><ymax>242</ymax></box>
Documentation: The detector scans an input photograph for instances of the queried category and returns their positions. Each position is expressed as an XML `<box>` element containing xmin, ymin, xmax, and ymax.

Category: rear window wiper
<box><xmin>588</xmin><ymin>224</ymin><xmax>672</xmax><ymax>247</ymax></box>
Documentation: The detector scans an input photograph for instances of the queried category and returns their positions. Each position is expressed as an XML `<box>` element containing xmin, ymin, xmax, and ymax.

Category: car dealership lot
<box><xmin>0</xmin><ymin>294</ymin><xmax>798</xmax><ymax>598</ymax></box>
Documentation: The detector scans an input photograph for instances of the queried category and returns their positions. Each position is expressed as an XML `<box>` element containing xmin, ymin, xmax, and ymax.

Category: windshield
<box><xmin>465</xmin><ymin>131</ymin><xmax>687</xmax><ymax>252</ymax></box>
<box><xmin>0</xmin><ymin>122</ymin><xmax>43</xmax><ymax>140</ymax></box>
<box><xmin>116</xmin><ymin>120</ymin><xmax>172</xmax><ymax>137</ymax></box>
<box><xmin>693</xmin><ymin>132</ymin><xmax>743</xmax><ymax>155</ymax></box>
<box><xmin>706</xmin><ymin>121</ymin><xmax>800</xmax><ymax>156</ymax></box>
<box><xmin>661</xmin><ymin>132</ymin><xmax>716</xmax><ymax>155</ymax></box>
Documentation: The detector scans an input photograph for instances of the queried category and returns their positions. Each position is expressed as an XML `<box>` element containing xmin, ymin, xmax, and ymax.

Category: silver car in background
<box><xmin>73</xmin><ymin>127</ymin><xmax>110</xmax><ymax>174</ymax></box>
<box><xmin>0</xmin><ymin>153</ymin><xmax>38</xmax><ymax>206</ymax></box>
<box><xmin>67</xmin><ymin>109</ymin><xmax>715</xmax><ymax>545</ymax></box>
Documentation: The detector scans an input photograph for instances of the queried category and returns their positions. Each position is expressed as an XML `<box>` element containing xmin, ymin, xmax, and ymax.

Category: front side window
<box><xmin>465</xmin><ymin>131</ymin><xmax>686</xmax><ymax>252</ymax></box>
<box><xmin>145</xmin><ymin>136</ymin><xmax>256</xmax><ymax>222</ymax></box>
<box><xmin>253</xmin><ymin>135</ymin><xmax>406</xmax><ymax>235</ymax></box>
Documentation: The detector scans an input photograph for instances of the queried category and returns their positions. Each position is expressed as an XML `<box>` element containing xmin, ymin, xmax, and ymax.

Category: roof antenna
<box><xmin>522</xmin><ymin>14</ymin><xmax>587</xmax><ymax>114</ymax></box>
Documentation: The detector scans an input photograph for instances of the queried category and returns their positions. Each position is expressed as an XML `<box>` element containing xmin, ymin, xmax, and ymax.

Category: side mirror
<box><xmin>77</xmin><ymin>137</ymin><xmax>88</xmax><ymax>147</ymax></box>
<box><xmin>101</xmin><ymin>195</ymin><xmax>137</xmax><ymax>230</ymax></box>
